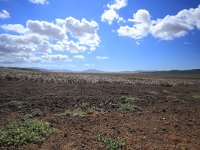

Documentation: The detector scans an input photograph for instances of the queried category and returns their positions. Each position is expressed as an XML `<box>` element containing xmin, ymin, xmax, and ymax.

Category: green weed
<box><xmin>118</xmin><ymin>103</ymin><xmax>142</xmax><ymax>112</ymax></box>
<box><xmin>193</xmin><ymin>94</ymin><xmax>200</xmax><ymax>99</ymax></box>
<box><xmin>0</xmin><ymin>118</ymin><xmax>55</xmax><ymax>147</ymax></box>
<box><xmin>116</xmin><ymin>96</ymin><xmax>142</xmax><ymax>112</ymax></box>
<box><xmin>97</xmin><ymin>135</ymin><xmax>126</xmax><ymax>150</ymax></box>
<box><xmin>56</xmin><ymin>107</ymin><xmax>102</xmax><ymax>117</ymax></box>
<box><xmin>121</xmin><ymin>96</ymin><xmax>138</xmax><ymax>104</ymax></box>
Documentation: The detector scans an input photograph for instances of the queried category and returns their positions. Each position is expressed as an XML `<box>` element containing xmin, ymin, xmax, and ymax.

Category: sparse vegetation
<box><xmin>6</xmin><ymin>100</ymin><xmax>24</xmax><ymax>110</ymax></box>
<box><xmin>97</xmin><ymin>135</ymin><xmax>126</xmax><ymax>150</ymax></box>
<box><xmin>121</xmin><ymin>96</ymin><xmax>138</xmax><ymax>103</ymax></box>
<box><xmin>146</xmin><ymin>90</ymin><xmax>159</xmax><ymax>95</ymax></box>
<box><xmin>117</xmin><ymin>103</ymin><xmax>142</xmax><ymax>112</ymax></box>
<box><xmin>31</xmin><ymin>108</ymin><xmax>43</xmax><ymax>117</ymax></box>
<box><xmin>64</xmin><ymin>108</ymin><xmax>87</xmax><ymax>117</ymax></box>
<box><xmin>193</xmin><ymin>94</ymin><xmax>200</xmax><ymax>99</ymax></box>
<box><xmin>0</xmin><ymin>68</ymin><xmax>200</xmax><ymax>149</ymax></box>
<box><xmin>1</xmin><ymin>69</ymin><xmax>199</xmax><ymax>85</ymax></box>
<box><xmin>56</xmin><ymin>107</ymin><xmax>102</xmax><ymax>117</ymax></box>
<box><xmin>0</xmin><ymin>118</ymin><xmax>55</xmax><ymax>147</ymax></box>
<box><xmin>116</xmin><ymin>96</ymin><xmax>142</xmax><ymax>112</ymax></box>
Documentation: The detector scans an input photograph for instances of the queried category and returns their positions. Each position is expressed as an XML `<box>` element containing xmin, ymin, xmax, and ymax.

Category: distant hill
<box><xmin>1</xmin><ymin>66</ymin><xmax>200</xmax><ymax>75</ymax></box>
<box><xmin>82</xmin><ymin>69</ymin><xmax>105</xmax><ymax>73</ymax></box>
<box><xmin>118</xmin><ymin>70</ymin><xmax>156</xmax><ymax>74</ymax></box>
<box><xmin>142</xmin><ymin>69</ymin><xmax>200</xmax><ymax>74</ymax></box>
<box><xmin>0</xmin><ymin>66</ymin><xmax>41</xmax><ymax>72</ymax></box>
<box><xmin>24</xmin><ymin>67</ymin><xmax>73</xmax><ymax>72</ymax></box>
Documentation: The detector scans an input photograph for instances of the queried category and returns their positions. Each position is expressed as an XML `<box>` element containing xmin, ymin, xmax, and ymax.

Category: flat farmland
<box><xmin>0</xmin><ymin>68</ymin><xmax>200</xmax><ymax>150</ymax></box>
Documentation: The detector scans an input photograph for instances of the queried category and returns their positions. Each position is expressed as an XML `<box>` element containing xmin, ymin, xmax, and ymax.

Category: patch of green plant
<box><xmin>0</xmin><ymin>118</ymin><xmax>55</xmax><ymax>147</ymax></box>
<box><xmin>193</xmin><ymin>94</ymin><xmax>200</xmax><ymax>99</ymax></box>
<box><xmin>31</xmin><ymin>108</ymin><xmax>43</xmax><ymax>117</ymax></box>
<box><xmin>86</xmin><ymin>106</ymin><xmax>103</xmax><ymax>114</ymax></box>
<box><xmin>121</xmin><ymin>96</ymin><xmax>138</xmax><ymax>104</ymax></box>
<box><xmin>6</xmin><ymin>100</ymin><xmax>24</xmax><ymax>110</ymax></box>
<box><xmin>117</xmin><ymin>103</ymin><xmax>142</xmax><ymax>112</ymax></box>
<box><xmin>64</xmin><ymin>108</ymin><xmax>87</xmax><ymax>117</ymax></box>
<box><xmin>56</xmin><ymin>107</ymin><xmax>102</xmax><ymax>117</ymax></box>
<box><xmin>116</xmin><ymin>96</ymin><xmax>142</xmax><ymax>112</ymax></box>
<box><xmin>97</xmin><ymin>135</ymin><xmax>126</xmax><ymax>150</ymax></box>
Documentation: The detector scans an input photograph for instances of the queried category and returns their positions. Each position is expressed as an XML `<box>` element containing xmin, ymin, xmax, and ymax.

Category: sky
<box><xmin>0</xmin><ymin>0</ymin><xmax>200</xmax><ymax>71</ymax></box>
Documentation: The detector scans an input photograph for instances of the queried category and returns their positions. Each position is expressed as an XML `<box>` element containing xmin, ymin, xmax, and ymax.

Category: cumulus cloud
<box><xmin>29</xmin><ymin>0</ymin><xmax>48</xmax><ymax>5</ymax></box>
<box><xmin>0</xmin><ymin>34</ymin><xmax>51</xmax><ymax>54</ymax></box>
<box><xmin>101</xmin><ymin>0</ymin><xmax>127</xmax><ymax>24</ymax></box>
<box><xmin>117</xmin><ymin>5</ymin><xmax>200</xmax><ymax>41</ymax></box>
<box><xmin>101</xmin><ymin>9</ymin><xmax>124</xmax><ymax>25</ymax></box>
<box><xmin>151</xmin><ymin>5</ymin><xmax>200</xmax><ymax>40</ymax></box>
<box><xmin>1</xmin><ymin>24</ymin><xmax>27</xmax><ymax>34</ymax></box>
<box><xmin>29</xmin><ymin>57</ymin><xmax>42</xmax><ymax>63</ymax></box>
<box><xmin>56</xmin><ymin>17</ymin><xmax>100</xmax><ymax>50</ymax></box>
<box><xmin>84</xmin><ymin>64</ymin><xmax>95</xmax><ymax>67</ymax></box>
<box><xmin>118</xmin><ymin>9</ymin><xmax>151</xmax><ymax>40</ymax></box>
<box><xmin>42</xmin><ymin>54</ymin><xmax>71</xmax><ymax>61</ymax></box>
<box><xmin>107</xmin><ymin>0</ymin><xmax>127</xmax><ymax>10</ymax></box>
<box><xmin>74</xmin><ymin>55</ymin><xmax>85</xmax><ymax>59</ymax></box>
<box><xmin>0</xmin><ymin>10</ymin><xmax>10</xmax><ymax>19</ymax></box>
<box><xmin>0</xmin><ymin>17</ymin><xmax>100</xmax><ymax>64</ymax></box>
<box><xmin>0</xmin><ymin>33</ymin><xmax>51</xmax><ymax>64</ymax></box>
<box><xmin>96</xmin><ymin>56</ymin><xmax>109</xmax><ymax>60</ymax></box>
<box><xmin>27</xmin><ymin>20</ymin><xmax>67</xmax><ymax>41</ymax></box>
<box><xmin>51</xmin><ymin>40</ymin><xmax>87</xmax><ymax>54</ymax></box>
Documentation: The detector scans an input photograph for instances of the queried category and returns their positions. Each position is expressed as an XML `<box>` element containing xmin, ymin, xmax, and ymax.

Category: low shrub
<box><xmin>116</xmin><ymin>96</ymin><xmax>142</xmax><ymax>112</ymax></box>
<box><xmin>6</xmin><ymin>100</ymin><xmax>24</xmax><ymax>110</ymax></box>
<box><xmin>117</xmin><ymin>103</ymin><xmax>142</xmax><ymax>112</ymax></box>
<box><xmin>193</xmin><ymin>94</ymin><xmax>200</xmax><ymax>99</ymax></box>
<box><xmin>56</xmin><ymin>107</ymin><xmax>102</xmax><ymax>117</ymax></box>
<box><xmin>121</xmin><ymin>96</ymin><xmax>138</xmax><ymax>104</ymax></box>
<box><xmin>97</xmin><ymin>135</ymin><xmax>126</xmax><ymax>150</ymax></box>
<box><xmin>0</xmin><ymin>118</ymin><xmax>55</xmax><ymax>147</ymax></box>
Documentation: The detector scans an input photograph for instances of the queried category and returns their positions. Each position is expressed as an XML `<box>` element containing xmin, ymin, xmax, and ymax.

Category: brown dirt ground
<box><xmin>0</xmin><ymin>76</ymin><xmax>200</xmax><ymax>150</ymax></box>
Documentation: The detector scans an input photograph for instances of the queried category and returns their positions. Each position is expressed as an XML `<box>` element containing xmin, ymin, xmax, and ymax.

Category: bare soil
<box><xmin>0</xmin><ymin>70</ymin><xmax>200</xmax><ymax>150</ymax></box>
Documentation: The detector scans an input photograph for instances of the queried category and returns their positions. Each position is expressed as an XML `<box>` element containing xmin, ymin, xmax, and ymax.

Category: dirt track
<box><xmin>0</xmin><ymin>70</ymin><xmax>200</xmax><ymax>150</ymax></box>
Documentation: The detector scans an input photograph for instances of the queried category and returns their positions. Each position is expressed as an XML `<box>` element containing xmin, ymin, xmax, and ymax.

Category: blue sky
<box><xmin>0</xmin><ymin>0</ymin><xmax>200</xmax><ymax>71</ymax></box>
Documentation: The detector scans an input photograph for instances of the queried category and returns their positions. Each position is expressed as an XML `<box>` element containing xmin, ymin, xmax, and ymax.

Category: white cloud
<box><xmin>0</xmin><ymin>10</ymin><xmax>10</xmax><ymax>19</ymax></box>
<box><xmin>135</xmin><ymin>41</ymin><xmax>140</xmax><ymax>45</ymax></box>
<box><xmin>128</xmin><ymin>9</ymin><xmax>151</xmax><ymax>24</ymax></box>
<box><xmin>117</xmin><ymin>5</ymin><xmax>200</xmax><ymax>41</ymax></box>
<box><xmin>42</xmin><ymin>54</ymin><xmax>71</xmax><ymax>61</ymax></box>
<box><xmin>0</xmin><ymin>17</ymin><xmax>100</xmax><ymax>65</ymax></box>
<box><xmin>151</xmin><ymin>16</ymin><xmax>192</xmax><ymax>40</ymax></box>
<box><xmin>118</xmin><ymin>9</ymin><xmax>151</xmax><ymax>40</ymax></box>
<box><xmin>1</xmin><ymin>24</ymin><xmax>27</xmax><ymax>34</ymax></box>
<box><xmin>57</xmin><ymin>17</ymin><xmax>100</xmax><ymax>50</ymax></box>
<box><xmin>96</xmin><ymin>56</ymin><xmax>109</xmax><ymax>60</ymax></box>
<box><xmin>29</xmin><ymin>56</ymin><xmax>42</xmax><ymax>63</ymax></box>
<box><xmin>0</xmin><ymin>34</ymin><xmax>51</xmax><ymax>54</ymax></box>
<box><xmin>27</xmin><ymin>20</ymin><xmax>67</xmax><ymax>41</ymax></box>
<box><xmin>51</xmin><ymin>40</ymin><xmax>86</xmax><ymax>54</ymax></box>
<box><xmin>101</xmin><ymin>9</ymin><xmax>124</xmax><ymax>25</ymax></box>
<box><xmin>0</xmin><ymin>33</ymin><xmax>51</xmax><ymax>64</ymax></box>
<box><xmin>74</xmin><ymin>55</ymin><xmax>85</xmax><ymax>59</ymax></box>
<box><xmin>29</xmin><ymin>0</ymin><xmax>48</xmax><ymax>5</ymax></box>
<box><xmin>107</xmin><ymin>0</ymin><xmax>127</xmax><ymax>10</ymax></box>
<box><xmin>84</xmin><ymin>64</ymin><xmax>95</xmax><ymax>67</ymax></box>
<box><xmin>101</xmin><ymin>0</ymin><xmax>127</xmax><ymax>25</ymax></box>
<box><xmin>151</xmin><ymin>5</ymin><xmax>200</xmax><ymax>40</ymax></box>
